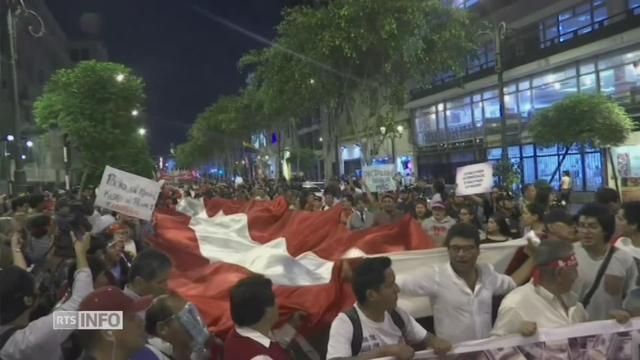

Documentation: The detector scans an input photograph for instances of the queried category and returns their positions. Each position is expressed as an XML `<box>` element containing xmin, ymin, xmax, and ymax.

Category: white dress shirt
<box><xmin>398</xmin><ymin>262</ymin><xmax>515</xmax><ymax>344</ymax></box>
<box><xmin>491</xmin><ymin>282</ymin><xmax>588</xmax><ymax>338</ymax></box>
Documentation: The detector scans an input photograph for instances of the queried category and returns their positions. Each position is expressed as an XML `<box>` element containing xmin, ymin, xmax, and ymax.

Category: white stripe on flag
<box><xmin>180</xmin><ymin>198</ymin><xmax>335</xmax><ymax>286</ymax></box>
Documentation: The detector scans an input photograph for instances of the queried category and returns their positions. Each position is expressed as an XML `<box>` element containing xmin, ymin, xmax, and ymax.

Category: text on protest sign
<box><xmin>363</xmin><ymin>164</ymin><xmax>396</xmax><ymax>193</ymax></box>
<box><xmin>94</xmin><ymin>166</ymin><xmax>162</xmax><ymax>221</ymax></box>
<box><xmin>455</xmin><ymin>162</ymin><xmax>493</xmax><ymax>196</ymax></box>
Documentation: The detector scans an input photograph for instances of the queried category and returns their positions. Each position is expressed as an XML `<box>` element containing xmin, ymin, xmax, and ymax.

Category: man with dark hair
<box><xmin>0</xmin><ymin>232</ymin><xmax>92</xmax><ymax>360</ymax></box>
<box><xmin>372</xmin><ymin>194</ymin><xmax>403</xmax><ymax>227</ymax></box>
<box><xmin>615</xmin><ymin>201</ymin><xmax>640</xmax><ymax>315</ymax></box>
<box><xmin>125</xmin><ymin>249</ymin><xmax>173</xmax><ymax>301</ymax></box>
<box><xmin>327</xmin><ymin>257</ymin><xmax>451</xmax><ymax>360</ymax></box>
<box><xmin>574</xmin><ymin>203</ymin><xmax>636</xmax><ymax>320</ymax></box>
<box><xmin>520</xmin><ymin>183</ymin><xmax>536</xmax><ymax>211</ymax></box>
<box><xmin>595</xmin><ymin>187</ymin><xmax>621</xmax><ymax>214</ymax></box>
<box><xmin>224</xmin><ymin>275</ymin><xmax>293</xmax><ymax>360</ymax></box>
<box><xmin>143</xmin><ymin>293</ymin><xmax>221</xmax><ymax>360</ymax></box>
<box><xmin>25</xmin><ymin>214</ymin><xmax>53</xmax><ymax>267</ymax></box>
<box><xmin>27</xmin><ymin>194</ymin><xmax>46</xmax><ymax>214</ymax></box>
<box><xmin>76</xmin><ymin>286</ymin><xmax>152</xmax><ymax>360</ymax></box>
<box><xmin>492</xmin><ymin>240</ymin><xmax>585</xmax><ymax>338</ymax></box>
<box><xmin>399</xmin><ymin>223</ymin><xmax>534</xmax><ymax>344</ymax></box>
<box><xmin>10</xmin><ymin>195</ymin><xmax>29</xmax><ymax>214</ymax></box>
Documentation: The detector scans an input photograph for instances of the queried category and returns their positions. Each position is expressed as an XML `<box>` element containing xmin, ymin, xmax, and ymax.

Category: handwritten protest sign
<box><xmin>455</xmin><ymin>162</ymin><xmax>493</xmax><ymax>196</ymax></box>
<box><xmin>94</xmin><ymin>166</ymin><xmax>162</xmax><ymax>221</ymax></box>
<box><xmin>363</xmin><ymin>164</ymin><xmax>396</xmax><ymax>193</ymax></box>
<box><xmin>375</xmin><ymin>318</ymin><xmax>640</xmax><ymax>359</ymax></box>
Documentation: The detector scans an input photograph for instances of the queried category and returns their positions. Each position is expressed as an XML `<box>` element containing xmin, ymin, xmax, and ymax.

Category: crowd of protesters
<box><xmin>1</xmin><ymin>174</ymin><xmax>640</xmax><ymax>359</ymax></box>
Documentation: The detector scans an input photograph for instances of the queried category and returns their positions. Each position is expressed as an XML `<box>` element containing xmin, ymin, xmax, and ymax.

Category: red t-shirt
<box><xmin>224</xmin><ymin>328</ymin><xmax>291</xmax><ymax>360</ymax></box>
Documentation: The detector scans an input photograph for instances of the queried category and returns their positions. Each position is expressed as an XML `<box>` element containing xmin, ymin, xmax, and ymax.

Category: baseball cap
<box><xmin>79</xmin><ymin>286</ymin><xmax>152</xmax><ymax>314</ymax></box>
<box><xmin>431</xmin><ymin>201</ymin><xmax>446</xmax><ymax>210</ymax></box>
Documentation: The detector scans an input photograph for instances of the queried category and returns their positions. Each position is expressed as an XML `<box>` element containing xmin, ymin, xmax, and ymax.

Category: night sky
<box><xmin>48</xmin><ymin>0</ymin><xmax>303</xmax><ymax>155</ymax></box>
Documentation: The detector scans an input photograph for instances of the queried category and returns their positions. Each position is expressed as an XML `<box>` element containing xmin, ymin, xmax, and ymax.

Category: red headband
<box><xmin>532</xmin><ymin>254</ymin><xmax>578</xmax><ymax>285</ymax></box>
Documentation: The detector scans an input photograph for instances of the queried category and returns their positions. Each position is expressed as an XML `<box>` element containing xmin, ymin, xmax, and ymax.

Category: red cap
<box><xmin>79</xmin><ymin>286</ymin><xmax>153</xmax><ymax>314</ymax></box>
<box><xmin>107</xmin><ymin>224</ymin><xmax>128</xmax><ymax>235</ymax></box>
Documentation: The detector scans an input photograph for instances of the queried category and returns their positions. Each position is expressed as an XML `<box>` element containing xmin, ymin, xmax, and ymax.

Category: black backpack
<box><xmin>344</xmin><ymin>307</ymin><xmax>406</xmax><ymax>356</ymax></box>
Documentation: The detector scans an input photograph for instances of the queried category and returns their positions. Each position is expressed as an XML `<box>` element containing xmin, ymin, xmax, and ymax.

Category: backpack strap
<box><xmin>389</xmin><ymin>309</ymin><xmax>406</xmax><ymax>336</ymax></box>
<box><xmin>581</xmin><ymin>246</ymin><xmax>617</xmax><ymax>309</ymax></box>
<box><xmin>344</xmin><ymin>308</ymin><xmax>363</xmax><ymax>357</ymax></box>
<box><xmin>0</xmin><ymin>326</ymin><xmax>20</xmax><ymax>351</ymax></box>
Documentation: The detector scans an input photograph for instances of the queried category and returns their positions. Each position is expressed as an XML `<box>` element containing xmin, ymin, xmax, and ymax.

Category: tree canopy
<box><xmin>180</xmin><ymin>0</ymin><xmax>483</xmax><ymax>167</ymax></box>
<box><xmin>33</xmin><ymin>61</ymin><xmax>154</xmax><ymax>183</ymax></box>
<box><xmin>531</xmin><ymin>93</ymin><xmax>634</xmax><ymax>148</ymax></box>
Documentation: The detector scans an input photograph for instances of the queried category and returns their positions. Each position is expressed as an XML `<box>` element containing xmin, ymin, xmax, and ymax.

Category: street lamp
<box><xmin>380</xmin><ymin>126</ymin><xmax>386</xmax><ymax>135</ymax></box>
<box><xmin>396</xmin><ymin>125</ymin><xmax>404</xmax><ymax>135</ymax></box>
<box><xmin>319</xmin><ymin>137</ymin><xmax>323</xmax><ymax>142</ymax></box>
<box><xmin>116</xmin><ymin>73</ymin><xmax>125</xmax><ymax>82</ymax></box>
<box><xmin>309</xmin><ymin>78</ymin><xmax>315</xmax><ymax>85</ymax></box>
<box><xmin>6</xmin><ymin>135</ymin><xmax>14</xmax><ymax>142</ymax></box>
<box><xmin>137</xmin><ymin>128</ymin><xmax>146</xmax><ymax>136</ymax></box>
<box><xmin>26</xmin><ymin>140</ymin><xmax>33</xmax><ymax>148</ymax></box>
<box><xmin>131</xmin><ymin>109</ymin><xmax>139</xmax><ymax>117</ymax></box>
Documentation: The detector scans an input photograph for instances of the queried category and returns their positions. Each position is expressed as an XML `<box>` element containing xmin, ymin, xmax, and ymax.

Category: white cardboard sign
<box><xmin>94</xmin><ymin>166</ymin><xmax>162</xmax><ymax>221</ymax></box>
<box><xmin>455</xmin><ymin>162</ymin><xmax>493</xmax><ymax>196</ymax></box>
<box><xmin>363</xmin><ymin>164</ymin><xmax>396</xmax><ymax>193</ymax></box>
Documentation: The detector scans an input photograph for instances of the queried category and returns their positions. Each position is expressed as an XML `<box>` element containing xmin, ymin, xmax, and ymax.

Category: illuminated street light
<box><xmin>6</xmin><ymin>135</ymin><xmax>15</xmax><ymax>141</ymax></box>
<box><xmin>319</xmin><ymin>137</ymin><xmax>323</xmax><ymax>142</ymax></box>
<box><xmin>116</xmin><ymin>73</ymin><xmax>125</xmax><ymax>82</ymax></box>
<box><xmin>396</xmin><ymin>125</ymin><xmax>404</xmax><ymax>135</ymax></box>
<box><xmin>26</xmin><ymin>140</ymin><xmax>34</xmax><ymax>148</ymax></box>
<box><xmin>20</xmin><ymin>155</ymin><xmax>26</xmax><ymax>160</ymax></box>
<box><xmin>131</xmin><ymin>109</ymin><xmax>139</xmax><ymax>117</ymax></box>
<box><xmin>380</xmin><ymin>126</ymin><xmax>386</xmax><ymax>135</ymax></box>
<box><xmin>137</xmin><ymin>128</ymin><xmax>146</xmax><ymax>136</ymax></box>
<box><xmin>309</xmin><ymin>78</ymin><xmax>315</xmax><ymax>85</ymax></box>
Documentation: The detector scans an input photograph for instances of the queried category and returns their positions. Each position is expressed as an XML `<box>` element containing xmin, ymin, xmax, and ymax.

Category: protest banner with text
<box><xmin>456</xmin><ymin>162</ymin><xmax>493</xmax><ymax>196</ymax></box>
<box><xmin>363</xmin><ymin>164</ymin><xmax>396</xmax><ymax>193</ymax></box>
<box><xmin>94</xmin><ymin>166</ymin><xmax>162</xmax><ymax>221</ymax></box>
<box><xmin>374</xmin><ymin>318</ymin><xmax>640</xmax><ymax>360</ymax></box>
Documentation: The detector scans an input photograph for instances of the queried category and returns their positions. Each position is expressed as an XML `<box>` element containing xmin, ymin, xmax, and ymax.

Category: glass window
<box><xmin>447</xmin><ymin>99</ymin><xmax>473</xmax><ymax>129</ymax></box>
<box><xmin>523</xmin><ymin>158</ymin><xmax>536</xmax><ymax>185</ymax></box>
<box><xmin>585</xmin><ymin>151</ymin><xmax>604</xmax><ymax>191</ymax></box>
<box><xmin>580</xmin><ymin>62</ymin><xmax>596</xmax><ymax>74</ymax></box>
<box><xmin>414</xmin><ymin>107</ymin><xmax>437</xmax><ymax>146</ymax></box>
<box><xmin>519</xmin><ymin>80</ymin><xmax>530</xmax><ymax>90</ymax></box>
<box><xmin>483</xmin><ymin>97</ymin><xmax>500</xmax><ymax>119</ymax></box>
<box><xmin>631</xmin><ymin>0</ymin><xmax>640</xmax><ymax>14</ymax></box>
<box><xmin>533</xmin><ymin>77</ymin><xmax>578</xmax><ymax>109</ymax></box>
<box><xmin>537</xmin><ymin>156</ymin><xmax>560</xmax><ymax>189</ymax></box>
<box><xmin>599</xmin><ymin>50</ymin><xmax>640</xmax><ymax>70</ymax></box>
<box><xmin>537</xmin><ymin>145</ymin><xmax>558</xmax><ymax>156</ymax></box>
<box><xmin>483</xmin><ymin>89</ymin><xmax>498</xmax><ymax>99</ymax></box>
<box><xmin>472</xmin><ymin>101</ymin><xmax>483</xmax><ymax>127</ymax></box>
<box><xmin>487</xmin><ymin>148</ymin><xmax>502</xmax><ymax>160</ymax></box>
<box><xmin>562</xmin><ymin>154</ymin><xmax>584</xmax><ymax>191</ymax></box>
<box><xmin>504</xmin><ymin>93</ymin><xmax>518</xmax><ymax>116</ymax></box>
<box><xmin>539</xmin><ymin>0</ymin><xmax>609</xmax><ymax>48</ymax></box>
<box><xmin>522</xmin><ymin>144</ymin><xmax>535</xmax><ymax>156</ymax></box>
<box><xmin>438</xmin><ymin>109</ymin><xmax>446</xmax><ymax>131</ymax></box>
<box><xmin>509</xmin><ymin>146</ymin><xmax>521</xmax><ymax>158</ymax></box>
<box><xmin>599</xmin><ymin>64</ymin><xmax>640</xmax><ymax>104</ymax></box>
<box><xmin>505</xmin><ymin>83</ymin><xmax>517</xmax><ymax>94</ymax></box>
<box><xmin>579</xmin><ymin>73</ymin><xmax>597</xmax><ymax>93</ymax></box>
<box><xmin>518</xmin><ymin>89</ymin><xmax>532</xmax><ymax>119</ymax></box>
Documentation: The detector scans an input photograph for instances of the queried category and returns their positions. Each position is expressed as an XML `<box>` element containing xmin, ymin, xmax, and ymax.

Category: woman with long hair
<box><xmin>482</xmin><ymin>213</ymin><xmax>512</xmax><ymax>243</ymax></box>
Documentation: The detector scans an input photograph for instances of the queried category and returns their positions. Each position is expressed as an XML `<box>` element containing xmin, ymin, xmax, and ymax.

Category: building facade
<box><xmin>407</xmin><ymin>0</ymin><xmax>640</xmax><ymax>192</ymax></box>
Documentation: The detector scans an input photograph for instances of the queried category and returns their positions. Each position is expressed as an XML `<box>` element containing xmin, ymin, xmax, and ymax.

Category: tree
<box><xmin>242</xmin><ymin>0</ymin><xmax>483</xmax><ymax>163</ymax></box>
<box><xmin>34</xmin><ymin>61</ymin><xmax>154</xmax><ymax>186</ymax></box>
<box><xmin>530</xmin><ymin>93</ymin><xmax>634</xmax><ymax>191</ymax></box>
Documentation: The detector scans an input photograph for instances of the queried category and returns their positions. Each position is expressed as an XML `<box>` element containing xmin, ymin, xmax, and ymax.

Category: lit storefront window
<box><xmin>539</xmin><ymin>0</ymin><xmax>608</xmax><ymax>48</ymax></box>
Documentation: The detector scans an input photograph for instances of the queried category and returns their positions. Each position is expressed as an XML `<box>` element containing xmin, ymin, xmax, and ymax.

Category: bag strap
<box><xmin>581</xmin><ymin>246</ymin><xmax>616</xmax><ymax>308</ymax></box>
<box><xmin>0</xmin><ymin>326</ymin><xmax>20</xmax><ymax>351</ymax></box>
<box><xmin>344</xmin><ymin>308</ymin><xmax>362</xmax><ymax>357</ymax></box>
<box><xmin>389</xmin><ymin>309</ymin><xmax>406</xmax><ymax>336</ymax></box>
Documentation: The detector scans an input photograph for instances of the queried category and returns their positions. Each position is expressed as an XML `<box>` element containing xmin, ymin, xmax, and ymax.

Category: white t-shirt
<box><xmin>326</xmin><ymin>305</ymin><xmax>427</xmax><ymax>359</ymax></box>
<box><xmin>572</xmin><ymin>243</ymin><xmax>636</xmax><ymax>321</ymax></box>
<box><xmin>398</xmin><ymin>263</ymin><xmax>515</xmax><ymax>344</ymax></box>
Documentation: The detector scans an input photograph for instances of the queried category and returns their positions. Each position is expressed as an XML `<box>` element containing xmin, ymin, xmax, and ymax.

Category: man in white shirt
<box><xmin>573</xmin><ymin>203</ymin><xmax>636</xmax><ymax>321</ymax></box>
<box><xmin>491</xmin><ymin>239</ymin><xmax>586</xmax><ymax>338</ymax></box>
<box><xmin>398</xmin><ymin>223</ymin><xmax>535</xmax><ymax>344</ymax></box>
<box><xmin>326</xmin><ymin>257</ymin><xmax>451</xmax><ymax>360</ymax></box>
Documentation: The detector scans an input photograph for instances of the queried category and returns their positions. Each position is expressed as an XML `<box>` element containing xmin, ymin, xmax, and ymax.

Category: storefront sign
<box><xmin>95</xmin><ymin>166</ymin><xmax>162</xmax><ymax>221</ymax></box>
<box><xmin>455</xmin><ymin>162</ymin><xmax>493</xmax><ymax>196</ymax></box>
<box><xmin>363</xmin><ymin>164</ymin><xmax>396</xmax><ymax>192</ymax></box>
<box><xmin>375</xmin><ymin>318</ymin><xmax>640</xmax><ymax>359</ymax></box>
<box><xmin>612</xmin><ymin>146</ymin><xmax>640</xmax><ymax>201</ymax></box>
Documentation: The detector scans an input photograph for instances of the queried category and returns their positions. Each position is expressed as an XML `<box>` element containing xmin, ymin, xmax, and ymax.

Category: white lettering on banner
<box><xmin>456</xmin><ymin>162</ymin><xmax>493</xmax><ymax>196</ymax></box>
<box><xmin>363</xmin><ymin>165</ymin><xmax>396</xmax><ymax>193</ymax></box>
<box><xmin>53</xmin><ymin>311</ymin><xmax>123</xmax><ymax>330</ymax></box>
<box><xmin>373</xmin><ymin>318</ymin><xmax>640</xmax><ymax>359</ymax></box>
<box><xmin>94</xmin><ymin>166</ymin><xmax>162</xmax><ymax>221</ymax></box>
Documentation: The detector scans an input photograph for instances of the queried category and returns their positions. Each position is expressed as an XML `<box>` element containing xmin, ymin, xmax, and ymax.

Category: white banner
<box><xmin>94</xmin><ymin>166</ymin><xmax>162</xmax><ymax>221</ymax></box>
<box><xmin>456</xmin><ymin>162</ymin><xmax>494</xmax><ymax>196</ymax></box>
<box><xmin>374</xmin><ymin>318</ymin><xmax>640</xmax><ymax>359</ymax></box>
<box><xmin>363</xmin><ymin>164</ymin><xmax>396</xmax><ymax>193</ymax></box>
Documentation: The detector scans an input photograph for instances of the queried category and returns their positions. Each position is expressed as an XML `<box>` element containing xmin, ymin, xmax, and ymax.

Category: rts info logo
<box><xmin>53</xmin><ymin>311</ymin><xmax>123</xmax><ymax>330</ymax></box>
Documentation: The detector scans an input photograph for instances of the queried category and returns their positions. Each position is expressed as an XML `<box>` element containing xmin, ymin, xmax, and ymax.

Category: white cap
<box><xmin>91</xmin><ymin>214</ymin><xmax>116</xmax><ymax>235</ymax></box>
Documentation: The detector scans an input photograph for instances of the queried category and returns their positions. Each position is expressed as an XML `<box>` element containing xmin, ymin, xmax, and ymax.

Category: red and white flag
<box><xmin>149</xmin><ymin>197</ymin><xmax>436</xmax><ymax>336</ymax></box>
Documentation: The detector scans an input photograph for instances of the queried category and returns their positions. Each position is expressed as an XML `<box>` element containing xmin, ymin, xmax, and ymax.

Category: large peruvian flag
<box><xmin>149</xmin><ymin>197</ymin><xmax>436</xmax><ymax>337</ymax></box>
